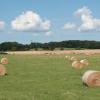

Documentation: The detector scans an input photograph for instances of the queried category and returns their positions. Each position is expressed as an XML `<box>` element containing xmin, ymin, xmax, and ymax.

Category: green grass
<box><xmin>0</xmin><ymin>54</ymin><xmax>100</xmax><ymax>100</ymax></box>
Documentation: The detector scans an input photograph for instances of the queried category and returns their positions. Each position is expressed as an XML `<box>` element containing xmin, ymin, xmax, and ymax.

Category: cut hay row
<box><xmin>5</xmin><ymin>49</ymin><xmax>100</xmax><ymax>55</ymax></box>
<box><xmin>6</xmin><ymin>51</ymin><xmax>66</xmax><ymax>55</ymax></box>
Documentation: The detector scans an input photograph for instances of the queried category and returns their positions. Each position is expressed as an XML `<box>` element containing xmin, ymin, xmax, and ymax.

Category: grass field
<box><xmin>0</xmin><ymin>54</ymin><xmax>100</xmax><ymax>100</ymax></box>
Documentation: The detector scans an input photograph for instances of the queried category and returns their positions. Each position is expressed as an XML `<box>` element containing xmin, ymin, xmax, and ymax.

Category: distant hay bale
<box><xmin>0</xmin><ymin>64</ymin><xmax>7</xmax><ymax>76</ymax></box>
<box><xmin>80</xmin><ymin>59</ymin><xmax>89</xmax><ymax>66</ymax></box>
<box><xmin>84</xmin><ymin>52</ymin><xmax>95</xmax><ymax>56</ymax></box>
<box><xmin>72</xmin><ymin>61</ymin><xmax>84</xmax><ymax>69</ymax></box>
<box><xmin>65</xmin><ymin>56</ymin><xmax>79</xmax><ymax>61</ymax></box>
<box><xmin>84</xmin><ymin>52</ymin><xmax>94</xmax><ymax>56</ymax></box>
<box><xmin>82</xmin><ymin>70</ymin><xmax>100</xmax><ymax>87</ymax></box>
<box><xmin>70</xmin><ymin>56</ymin><xmax>80</xmax><ymax>61</ymax></box>
<box><xmin>1</xmin><ymin>57</ymin><xmax>8</xmax><ymax>65</ymax></box>
<box><xmin>65</xmin><ymin>56</ymin><xmax>71</xmax><ymax>60</ymax></box>
<box><xmin>72</xmin><ymin>59</ymin><xmax>89</xmax><ymax>69</ymax></box>
<box><xmin>84</xmin><ymin>53</ymin><xmax>90</xmax><ymax>56</ymax></box>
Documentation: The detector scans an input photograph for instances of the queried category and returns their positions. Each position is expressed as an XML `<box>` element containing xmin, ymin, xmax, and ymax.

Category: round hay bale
<box><xmin>1</xmin><ymin>57</ymin><xmax>8</xmax><ymax>65</ymax></box>
<box><xmin>70</xmin><ymin>56</ymin><xmax>79</xmax><ymax>61</ymax></box>
<box><xmin>72</xmin><ymin>61</ymin><xmax>84</xmax><ymax>69</ymax></box>
<box><xmin>82</xmin><ymin>70</ymin><xmax>100</xmax><ymax>87</ymax></box>
<box><xmin>80</xmin><ymin>59</ymin><xmax>89</xmax><ymax>66</ymax></box>
<box><xmin>0</xmin><ymin>64</ymin><xmax>7</xmax><ymax>76</ymax></box>
<box><xmin>65</xmin><ymin>56</ymin><xmax>71</xmax><ymax>60</ymax></box>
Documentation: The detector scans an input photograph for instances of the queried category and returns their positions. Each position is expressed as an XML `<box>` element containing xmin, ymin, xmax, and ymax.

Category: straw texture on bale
<box><xmin>82</xmin><ymin>70</ymin><xmax>100</xmax><ymax>87</ymax></box>
<box><xmin>0</xmin><ymin>64</ymin><xmax>7</xmax><ymax>76</ymax></box>
<box><xmin>1</xmin><ymin>57</ymin><xmax>8</xmax><ymax>65</ymax></box>
<box><xmin>72</xmin><ymin>61</ymin><xmax>84</xmax><ymax>69</ymax></box>
<box><xmin>80</xmin><ymin>59</ymin><xmax>89</xmax><ymax>66</ymax></box>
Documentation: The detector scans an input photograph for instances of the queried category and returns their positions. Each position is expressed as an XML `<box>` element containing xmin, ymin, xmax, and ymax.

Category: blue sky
<box><xmin>0</xmin><ymin>0</ymin><xmax>100</xmax><ymax>43</ymax></box>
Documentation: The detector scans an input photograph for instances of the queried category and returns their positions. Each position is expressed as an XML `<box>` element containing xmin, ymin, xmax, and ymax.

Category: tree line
<box><xmin>0</xmin><ymin>40</ymin><xmax>100</xmax><ymax>51</ymax></box>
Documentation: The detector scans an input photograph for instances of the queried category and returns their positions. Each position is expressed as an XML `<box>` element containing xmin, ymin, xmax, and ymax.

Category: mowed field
<box><xmin>0</xmin><ymin>53</ymin><xmax>100</xmax><ymax>100</ymax></box>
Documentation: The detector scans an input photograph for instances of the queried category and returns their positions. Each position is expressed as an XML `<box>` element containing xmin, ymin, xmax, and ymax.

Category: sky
<box><xmin>0</xmin><ymin>0</ymin><xmax>100</xmax><ymax>44</ymax></box>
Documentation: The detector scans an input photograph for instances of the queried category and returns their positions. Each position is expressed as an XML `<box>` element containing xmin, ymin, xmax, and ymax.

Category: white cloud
<box><xmin>74</xmin><ymin>6</ymin><xmax>92</xmax><ymax>18</ymax></box>
<box><xmin>11</xmin><ymin>11</ymin><xmax>51</xmax><ymax>32</ymax></box>
<box><xmin>45</xmin><ymin>31</ymin><xmax>53</xmax><ymax>36</ymax></box>
<box><xmin>0</xmin><ymin>21</ymin><xmax>5</xmax><ymax>29</ymax></box>
<box><xmin>63</xmin><ymin>23</ymin><xmax>76</xmax><ymax>30</ymax></box>
<box><xmin>75</xmin><ymin>6</ymin><xmax>94</xmax><ymax>32</ymax></box>
<box><xmin>64</xmin><ymin>6</ymin><xmax>100</xmax><ymax>32</ymax></box>
<box><xmin>78</xmin><ymin>14</ymin><xmax>94</xmax><ymax>32</ymax></box>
